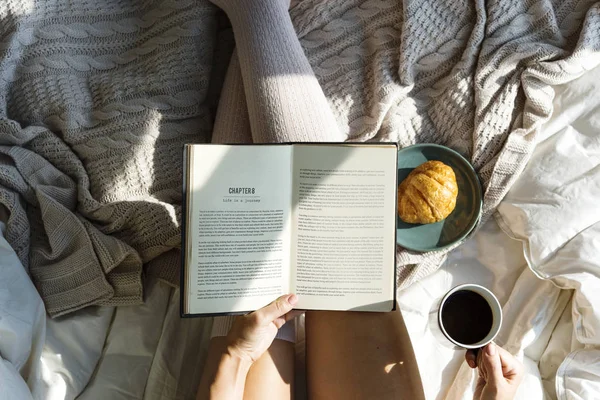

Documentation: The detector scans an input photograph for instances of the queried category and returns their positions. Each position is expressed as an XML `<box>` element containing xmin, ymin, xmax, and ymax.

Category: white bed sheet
<box><xmin>2</xmin><ymin>64</ymin><xmax>600</xmax><ymax>400</ymax></box>
<box><xmin>400</xmin><ymin>62</ymin><xmax>600</xmax><ymax>399</ymax></box>
<box><xmin>0</xmin><ymin>220</ymin><xmax>45</xmax><ymax>400</ymax></box>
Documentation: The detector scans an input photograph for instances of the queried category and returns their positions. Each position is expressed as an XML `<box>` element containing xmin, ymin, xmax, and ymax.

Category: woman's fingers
<box><xmin>254</xmin><ymin>294</ymin><xmax>298</xmax><ymax>326</ymax></box>
<box><xmin>285</xmin><ymin>310</ymin><xmax>304</xmax><ymax>322</ymax></box>
<box><xmin>273</xmin><ymin>310</ymin><xmax>305</xmax><ymax>329</ymax></box>
<box><xmin>465</xmin><ymin>349</ymin><xmax>478</xmax><ymax>368</ymax></box>
<box><xmin>496</xmin><ymin>345</ymin><xmax>525</xmax><ymax>383</ymax></box>
<box><xmin>480</xmin><ymin>343</ymin><xmax>504</xmax><ymax>384</ymax></box>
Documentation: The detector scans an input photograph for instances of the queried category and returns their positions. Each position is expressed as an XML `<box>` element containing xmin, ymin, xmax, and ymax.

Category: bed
<box><xmin>1</xmin><ymin>60</ymin><xmax>598</xmax><ymax>400</ymax></box>
<box><xmin>2</xmin><ymin>0</ymin><xmax>600</xmax><ymax>399</ymax></box>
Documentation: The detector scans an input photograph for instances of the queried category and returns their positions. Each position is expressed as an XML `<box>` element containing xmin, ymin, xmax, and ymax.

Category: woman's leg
<box><xmin>306</xmin><ymin>309</ymin><xmax>425</xmax><ymax>400</ymax></box>
<box><xmin>210</xmin><ymin>0</ymin><xmax>344</xmax><ymax>143</ymax></box>
<box><xmin>211</xmin><ymin>50</ymin><xmax>253</xmax><ymax>144</ymax></box>
<box><xmin>198</xmin><ymin>337</ymin><xmax>295</xmax><ymax>400</ymax></box>
<box><xmin>244</xmin><ymin>339</ymin><xmax>295</xmax><ymax>399</ymax></box>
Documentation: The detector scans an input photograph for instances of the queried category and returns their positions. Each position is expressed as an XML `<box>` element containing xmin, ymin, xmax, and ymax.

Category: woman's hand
<box><xmin>198</xmin><ymin>294</ymin><xmax>302</xmax><ymax>400</ymax></box>
<box><xmin>465</xmin><ymin>343</ymin><xmax>524</xmax><ymax>400</ymax></box>
<box><xmin>227</xmin><ymin>293</ymin><xmax>302</xmax><ymax>364</ymax></box>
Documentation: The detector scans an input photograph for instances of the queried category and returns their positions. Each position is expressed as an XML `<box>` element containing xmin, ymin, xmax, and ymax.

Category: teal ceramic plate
<box><xmin>396</xmin><ymin>144</ymin><xmax>482</xmax><ymax>252</ymax></box>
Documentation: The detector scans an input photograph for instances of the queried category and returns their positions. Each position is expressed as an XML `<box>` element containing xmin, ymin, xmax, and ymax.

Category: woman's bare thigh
<box><xmin>305</xmin><ymin>309</ymin><xmax>425</xmax><ymax>400</ymax></box>
<box><xmin>198</xmin><ymin>337</ymin><xmax>294</xmax><ymax>400</ymax></box>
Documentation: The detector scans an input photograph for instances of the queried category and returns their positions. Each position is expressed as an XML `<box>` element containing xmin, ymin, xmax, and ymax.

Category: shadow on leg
<box><xmin>306</xmin><ymin>309</ymin><xmax>425</xmax><ymax>400</ymax></box>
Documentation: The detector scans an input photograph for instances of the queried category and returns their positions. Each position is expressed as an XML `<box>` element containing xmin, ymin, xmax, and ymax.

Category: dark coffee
<box><xmin>441</xmin><ymin>290</ymin><xmax>493</xmax><ymax>345</ymax></box>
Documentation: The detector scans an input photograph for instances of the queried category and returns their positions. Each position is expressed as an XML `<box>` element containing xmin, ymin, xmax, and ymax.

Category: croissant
<box><xmin>397</xmin><ymin>160</ymin><xmax>458</xmax><ymax>224</ymax></box>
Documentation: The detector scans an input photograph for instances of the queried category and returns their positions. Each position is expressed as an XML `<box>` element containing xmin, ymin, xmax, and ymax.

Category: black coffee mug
<box><xmin>429</xmin><ymin>284</ymin><xmax>502</xmax><ymax>349</ymax></box>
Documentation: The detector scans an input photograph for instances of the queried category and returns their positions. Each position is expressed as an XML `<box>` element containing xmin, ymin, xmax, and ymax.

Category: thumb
<box><xmin>481</xmin><ymin>343</ymin><xmax>504</xmax><ymax>384</ymax></box>
<box><xmin>255</xmin><ymin>294</ymin><xmax>297</xmax><ymax>326</ymax></box>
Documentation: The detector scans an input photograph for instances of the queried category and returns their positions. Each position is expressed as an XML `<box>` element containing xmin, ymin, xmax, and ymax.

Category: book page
<box><xmin>185</xmin><ymin>145</ymin><xmax>292</xmax><ymax>314</ymax></box>
<box><xmin>290</xmin><ymin>145</ymin><xmax>397</xmax><ymax>311</ymax></box>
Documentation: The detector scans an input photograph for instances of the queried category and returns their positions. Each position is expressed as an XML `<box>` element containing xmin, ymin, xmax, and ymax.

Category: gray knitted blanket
<box><xmin>1</xmin><ymin>0</ymin><xmax>598</xmax><ymax>316</ymax></box>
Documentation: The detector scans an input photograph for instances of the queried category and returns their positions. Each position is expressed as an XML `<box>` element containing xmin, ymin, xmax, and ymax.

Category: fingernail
<box><xmin>288</xmin><ymin>294</ymin><xmax>298</xmax><ymax>305</ymax></box>
<box><xmin>467</xmin><ymin>359</ymin><xmax>475</xmax><ymax>368</ymax></box>
<box><xmin>486</xmin><ymin>342</ymin><xmax>496</xmax><ymax>356</ymax></box>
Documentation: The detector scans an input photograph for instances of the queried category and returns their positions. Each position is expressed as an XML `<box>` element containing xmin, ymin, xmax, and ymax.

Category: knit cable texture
<box><xmin>0</xmin><ymin>0</ymin><xmax>599</xmax><ymax>316</ymax></box>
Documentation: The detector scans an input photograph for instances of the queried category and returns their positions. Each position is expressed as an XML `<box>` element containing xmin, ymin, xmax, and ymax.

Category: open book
<box><xmin>181</xmin><ymin>143</ymin><xmax>398</xmax><ymax>316</ymax></box>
